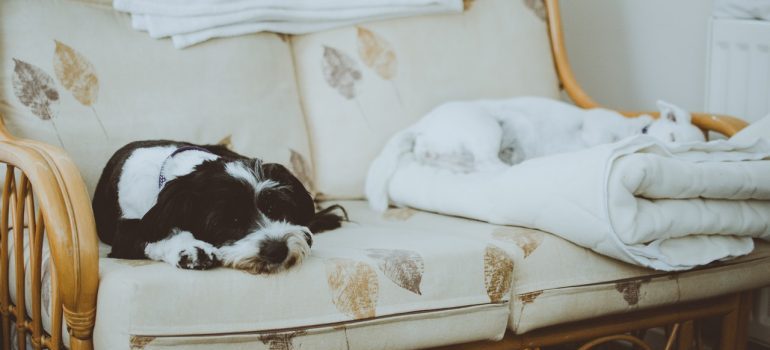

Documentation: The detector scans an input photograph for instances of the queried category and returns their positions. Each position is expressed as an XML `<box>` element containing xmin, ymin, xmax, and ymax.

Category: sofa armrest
<box><xmin>0</xmin><ymin>115</ymin><xmax>98</xmax><ymax>350</ymax></box>
<box><xmin>615</xmin><ymin>110</ymin><xmax>749</xmax><ymax>138</ymax></box>
<box><xmin>543</xmin><ymin>0</ymin><xmax>749</xmax><ymax>138</ymax></box>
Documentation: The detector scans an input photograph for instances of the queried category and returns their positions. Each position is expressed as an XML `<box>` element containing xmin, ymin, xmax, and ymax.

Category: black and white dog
<box><xmin>93</xmin><ymin>140</ymin><xmax>345</xmax><ymax>274</ymax></box>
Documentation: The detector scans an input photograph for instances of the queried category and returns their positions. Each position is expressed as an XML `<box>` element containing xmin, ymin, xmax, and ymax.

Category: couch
<box><xmin>0</xmin><ymin>0</ymin><xmax>768</xmax><ymax>349</ymax></box>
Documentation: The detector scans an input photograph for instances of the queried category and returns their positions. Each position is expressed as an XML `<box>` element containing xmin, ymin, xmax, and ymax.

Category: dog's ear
<box><xmin>140</xmin><ymin>179</ymin><xmax>195</xmax><ymax>241</ymax></box>
<box><xmin>260</xmin><ymin>163</ymin><xmax>315</xmax><ymax>224</ymax></box>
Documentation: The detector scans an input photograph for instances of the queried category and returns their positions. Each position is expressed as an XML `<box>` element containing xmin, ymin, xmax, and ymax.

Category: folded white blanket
<box><xmin>114</xmin><ymin>0</ymin><xmax>463</xmax><ymax>48</ymax></box>
<box><xmin>377</xmin><ymin>124</ymin><xmax>770</xmax><ymax>271</ymax></box>
<box><xmin>713</xmin><ymin>0</ymin><xmax>770</xmax><ymax>21</ymax></box>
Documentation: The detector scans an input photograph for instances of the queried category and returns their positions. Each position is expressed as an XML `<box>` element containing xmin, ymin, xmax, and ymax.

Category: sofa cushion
<box><xmin>330</xmin><ymin>200</ymin><xmax>770</xmax><ymax>334</ymax></box>
<box><xmin>292</xmin><ymin>0</ymin><xmax>561</xmax><ymax>199</ymax></box>
<box><xmin>90</xmin><ymin>222</ymin><xmax>512</xmax><ymax>349</ymax></box>
<box><xmin>0</xmin><ymin>0</ymin><xmax>313</xmax><ymax>196</ymax></box>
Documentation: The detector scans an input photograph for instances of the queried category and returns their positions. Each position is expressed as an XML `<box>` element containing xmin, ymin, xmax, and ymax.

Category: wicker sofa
<box><xmin>1</xmin><ymin>0</ymin><xmax>768</xmax><ymax>349</ymax></box>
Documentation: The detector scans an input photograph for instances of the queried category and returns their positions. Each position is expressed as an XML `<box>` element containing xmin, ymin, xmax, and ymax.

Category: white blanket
<box><xmin>378</xmin><ymin>124</ymin><xmax>770</xmax><ymax>271</ymax></box>
<box><xmin>113</xmin><ymin>0</ymin><xmax>463</xmax><ymax>48</ymax></box>
<box><xmin>713</xmin><ymin>0</ymin><xmax>770</xmax><ymax>21</ymax></box>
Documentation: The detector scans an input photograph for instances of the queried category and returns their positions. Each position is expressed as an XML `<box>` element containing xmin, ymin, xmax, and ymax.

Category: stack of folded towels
<box><xmin>113</xmin><ymin>0</ymin><xmax>464</xmax><ymax>49</ymax></box>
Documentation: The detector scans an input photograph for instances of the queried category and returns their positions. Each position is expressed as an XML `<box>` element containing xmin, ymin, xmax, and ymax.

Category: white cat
<box><xmin>366</xmin><ymin>96</ymin><xmax>705</xmax><ymax>211</ymax></box>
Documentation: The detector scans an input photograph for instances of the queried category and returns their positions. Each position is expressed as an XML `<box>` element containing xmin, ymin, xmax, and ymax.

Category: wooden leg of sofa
<box><xmin>69</xmin><ymin>337</ymin><xmax>94</xmax><ymax>350</ymax></box>
<box><xmin>677</xmin><ymin>320</ymin><xmax>694</xmax><ymax>350</ymax></box>
<box><xmin>720</xmin><ymin>291</ymin><xmax>753</xmax><ymax>350</ymax></box>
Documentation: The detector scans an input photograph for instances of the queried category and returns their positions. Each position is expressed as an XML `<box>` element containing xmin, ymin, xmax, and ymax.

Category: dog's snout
<box><xmin>260</xmin><ymin>239</ymin><xmax>289</xmax><ymax>264</ymax></box>
<box><xmin>304</xmin><ymin>231</ymin><xmax>313</xmax><ymax>247</ymax></box>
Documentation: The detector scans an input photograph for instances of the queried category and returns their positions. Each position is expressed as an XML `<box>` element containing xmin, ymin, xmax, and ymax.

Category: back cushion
<box><xmin>292</xmin><ymin>0</ymin><xmax>560</xmax><ymax>199</ymax></box>
<box><xmin>0</xmin><ymin>0</ymin><xmax>312</xmax><ymax>196</ymax></box>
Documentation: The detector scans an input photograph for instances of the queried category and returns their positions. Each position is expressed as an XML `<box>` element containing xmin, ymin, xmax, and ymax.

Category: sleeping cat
<box><xmin>366</xmin><ymin>96</ymin><xmax>706</xmax><ymax>211</ymax></box>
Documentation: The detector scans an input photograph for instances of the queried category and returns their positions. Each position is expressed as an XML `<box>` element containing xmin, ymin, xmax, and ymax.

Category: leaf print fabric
<box><xmin>367</xmin><ymin>249</ymin><xmax>424</xmax><ymax>295</ymax></box>
<box><xmin>524</xmin><ymin>0</ymin><xmax>547</xmax><ymax>21</ymax></box>
<box><xmin>53</xmin><ymin>41</ymin><xmax>99</xmax><ymax>106</ymax></box>
<box><xmin>321</xmin><ymin>46</ymin><xmax>362</xmax><ymax>99</ymax></box>
<box><xmin>52</xmin><ymin>40</ymin><xmax>107</xmax><ymax>137</ymax></box>
<box><xmin>491</xmin><ymin>227</ymin><xmax>544</xmax><ymax>258</ymax></box>
<box><xmin>11</xmin><ymin>59</ymin><xmax>60</xmax><ymax>120</ymax></box>
<box><xmin>217</xmin><ymin>135</ymin><xmax>233</xmax><ymax>150</ymax></box>
<box><xmin>382</xmin><ymin>207</ymin><xmax>416</xmax><ymax>221</ymax></box>
<box><xmin>326</xmin><ymin>258</ymin><xmax>378</xmax><ymax>319</ymax></box>
<box><xmin>483</xmin><ymin>245</ymin><xmax>513</xmax><ymax>303</ymax></box>
<box><xmin>259</xmin><ymin>331</ymin><xmax>307</xmax><ymax>350</ymax></box>
<box><xmin>290</xmin><ymin>149</ymin><xmax>315</xmax><ymax>194</ymax></box>
<box><xmin>357</xmin><ymin>27</ymin><xmax>397</xmax><ymax>80</ymax></box>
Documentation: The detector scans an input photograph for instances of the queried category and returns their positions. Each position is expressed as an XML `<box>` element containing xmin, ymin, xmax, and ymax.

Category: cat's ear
<box><xmin>656</xmin><ymin>100</ymin><xmax>691</xmax><ymax>124</ymax></box>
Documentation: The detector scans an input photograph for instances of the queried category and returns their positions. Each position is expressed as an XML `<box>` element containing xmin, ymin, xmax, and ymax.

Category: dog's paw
<box><xmin>177</xmin><ymin>244</ymin><xmax>220</xmax><ymax>270</ymax></box>
<box><xmin>145</xmin><ymin>230</ymin><xmax>221</xmax><ymax>270</ymax></box>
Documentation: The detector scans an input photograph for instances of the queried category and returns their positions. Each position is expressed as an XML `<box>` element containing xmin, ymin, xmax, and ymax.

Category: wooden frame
<box><xmin>0</xmin><ymin>119</ymin><xmax>99</xmax><ymax>350</ymax></box>
<box><xmin>0</xmin><ymin>1</ymin><xmax>754</xmax><ymax>349</ymax></box>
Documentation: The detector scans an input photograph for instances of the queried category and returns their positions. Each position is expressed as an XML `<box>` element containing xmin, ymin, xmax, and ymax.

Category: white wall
<box><xmin>559</xmin><ymin>0</ymin><xmax>713</xmax><ymax>112</ymax></box>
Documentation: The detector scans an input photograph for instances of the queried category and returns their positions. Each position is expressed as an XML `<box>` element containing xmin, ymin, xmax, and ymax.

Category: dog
<box><xmin>366</xmin><ymin>97</ymin><xmax>706</xmax><ymax>211</ymax></box>
<box><xmin>93</xmin><ymin>140</ymin><xmax>346</xmax><ymax>274</ymax></box>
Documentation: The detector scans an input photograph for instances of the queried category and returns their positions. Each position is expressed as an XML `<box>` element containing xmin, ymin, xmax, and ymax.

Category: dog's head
<box><xmin>146</xmin><ymin>157</ymin><xmax>344</xmax><ymax>274</ymax></box>
<box><xmin>643</xmin><ymin>101</ymin><xmax>706</xmax><ymax>143</ymax></box>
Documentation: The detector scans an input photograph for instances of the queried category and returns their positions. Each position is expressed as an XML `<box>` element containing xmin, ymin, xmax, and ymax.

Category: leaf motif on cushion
<box><xmin>129</xmin><ymin>335</ymin><xmax>155</xmax><ymax>349</ymax></box>
<box><xmin>356</xmin><ymin>27</ymin><xmax>397</xmax><ymax>80</ymax></box>
<box><xmin>325</xmin><ymin>258</ymin><xmax>379</xmax><ymax>319</ymax></box>
<box><xmin>366</xmin><ymin>249</ymin><xmax>424</xmax><ymax>295</ymax></box>
<box><xmin>484</xmin><ymin>244</ymin><xmax>514</xmax><ymax>303</ymax></box>
<box><xmin>259</xmin><ymin>330</ymin><xmax>307</xmax><ymax>350</ymax></box>
<box><xmin>463</xmin><ymin>0</ymin><xmax>474</xmax><ymax>10</ymax></box>
<box><xmin>382</xmin><ymin>207</ymin><xmax>416</xmax><ymax>221</ymax></box>
<box><xmin>41</xmin><ymin>257</ymin><xmax>51</xmax><ymax>317</ymax></box>
<box><xmin>53</xmin><ymin>41</ymin><xmax>108</xmax><ymax>137</ymax></box>
<box><xmin>321</xmin><ymin>46</ymin><xmax>362</xmax><ymax>99</ymax></box>
<box><xmin>276</xmin><ymin>33</ymin><xmax>290</xmax><ymax>43</ymax></box>
<box><xmin>53</xmin><ymin>41</ymin><xmax>98</xmax><ymax>106</ymax></box>
<box><xmin>217</xmin><ymin>135</ymin><xmax>233</xmax><ymax>150</ymax></box>
<box><xmin>518</xmin><ymin>290</ymin><xmax>543</xmax><ymax>305</ymax></box>
<box><xmin>11</xmin><ymin>59</ymin><xmax>60</xmax><ymax>120</ymax></box>
<box><xmin>615</xmin><ymin>278</ymin><xmax>650</xmax><ymax>306</ymax></box>
<box><xmin>524</xmin><ymin>0</ymin><xmax>547</xmax><ymax>21</ymax></box>
<box><xmin>491</xmin><ymin>227</ymin><xmax>544</xmax><ymax>258</ymax></box>
<box><xmin>289</xmin><ymin>149</ymin><xmax>315</xmax><ymax>194</ymax></box>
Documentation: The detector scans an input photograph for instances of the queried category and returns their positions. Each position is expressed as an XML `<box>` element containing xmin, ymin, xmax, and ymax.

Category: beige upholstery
<box><xmin>292</xmin><ymin>0</ymin><xmax>560</xmax><ymax>199</ymax></box>
<box><xmin>2</xmin><ymin>0</ymin><xmax>770</xmax><ymax>349</ymax></box>
<box><xmin>0</xmin><ymin>0</ymin><xmax>312</xmax><ymax>195</ymax></box>
<box><xmin>92</xmin><ymin>223</ymin><xmax>511</xmax><ymax>349</ymax></box>
<box><xmin>11</xmin><ymin>223</ymin><xmax>512</xmax><ymax>349</ymax></box>
<box><xmin>328</xmin><ymin>201</ymin><xmax>770</xmax><ymax>333</ymax></box>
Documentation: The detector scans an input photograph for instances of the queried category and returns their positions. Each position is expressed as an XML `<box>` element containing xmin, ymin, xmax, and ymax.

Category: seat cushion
<box><xmin>92</xmin><ymin>222</ymin><xmax>513</xmax><ymax>349</ymax></box>
<box><xmin>330</xmin><ymin>200</ymin><xmax>770</xmax><ymax>334</ymax></box>
<box><xmin>292</xmin><ymin>0</ymin><xmax>560</xmax><ymax>199</ymax></box>
<box><xmin>0</xmin><ymin>0</ymin><xmax>313</xmax><ymax>196</ymax></box>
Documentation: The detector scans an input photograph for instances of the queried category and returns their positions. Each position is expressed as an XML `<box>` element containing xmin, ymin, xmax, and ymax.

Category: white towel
<box><xmin>373</xmin><ymin>117</ymin><xmax>770</xmax><ymax>271</ymax></box>
<box><xmin>713</xmin><ymin>0</ymin><xmax>770</xmax><ymax>21</ymax></box>
<box><xmin>114</xmin><ymin>0</ymin><xmax>463</xmax><ymax>48</ymax></box>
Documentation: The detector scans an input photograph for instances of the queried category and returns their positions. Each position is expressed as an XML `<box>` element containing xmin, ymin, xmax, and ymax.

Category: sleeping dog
<box><xmin>93</xmin><ymin>140</ymin><xmax>345</xmax><ymax>274</ymax></box>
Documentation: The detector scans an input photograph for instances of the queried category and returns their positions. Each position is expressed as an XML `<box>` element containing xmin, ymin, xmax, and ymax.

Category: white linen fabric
<box><xmin>376</xmin><ymin>125</ymin><xmax>770</xmax><ymax>271</ymax></box>
<box><xmin>713</xmin><ymin>0</ymin><xmax>770</xmax><ymax>20</ymax></box>
<box><xmin>113</xmin><ymin>0</ymin><xmax>463</xmax><ymax>48</ymax></box>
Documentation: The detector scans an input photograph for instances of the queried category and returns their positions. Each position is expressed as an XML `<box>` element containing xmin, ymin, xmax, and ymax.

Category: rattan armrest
<box><xmin>544</xmin><ymin>0</ymin><xmax>749</xmax><ymax>138</ymax></box>
<box><xmin>614</xmin><ymin>110</ymin><xmax>749</xmax><ymax>138</ymax></box>
<box><xmin>0</xmin><ymin>115</ymin><xmax>98</xmax><ymax>350</ymax></box>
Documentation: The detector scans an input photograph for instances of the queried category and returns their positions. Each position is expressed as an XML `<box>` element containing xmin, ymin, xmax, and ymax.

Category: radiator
<box><xmin>706</xmin><ymin>18</ymin><xmax>770</xmax><ymax>123</ymax></box>
<box><xmin>706</xmin><ymin>17</ymin><xmax>770</xmax><ymax>346</ymax></box>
